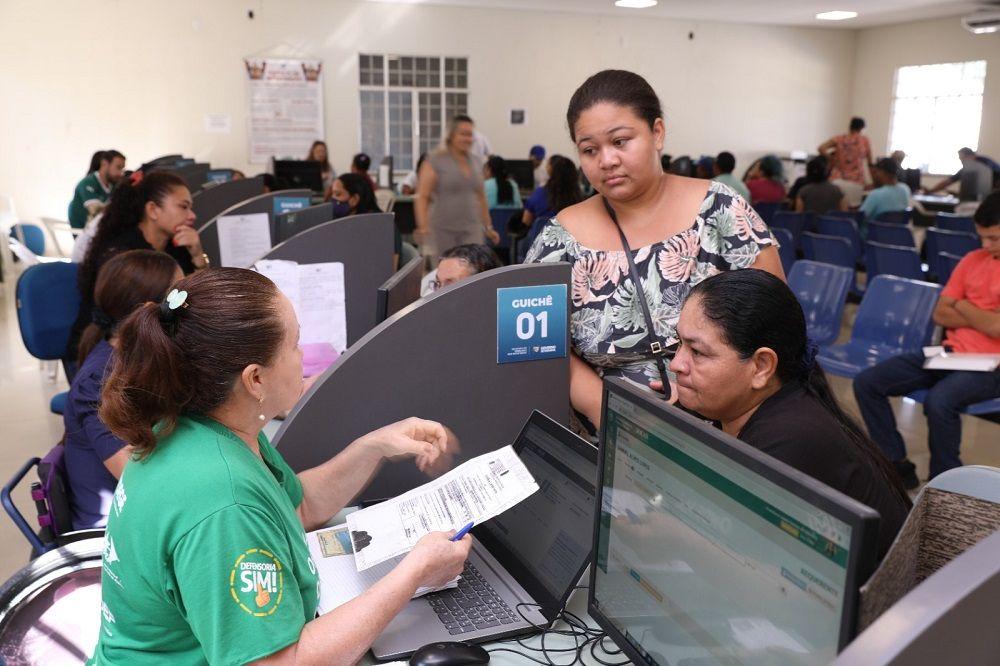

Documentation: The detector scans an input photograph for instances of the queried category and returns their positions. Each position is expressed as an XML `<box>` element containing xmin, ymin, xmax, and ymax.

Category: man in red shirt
<box><xmin>854</xmin><ymin>190</ymin><xmax>1000</xmax><ymax>488</ymax></box>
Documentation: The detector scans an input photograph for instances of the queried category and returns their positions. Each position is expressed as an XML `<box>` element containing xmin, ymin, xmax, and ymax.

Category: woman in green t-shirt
<box><xmin>90</xmin><ymin>267</ymin><xmax>471</xmax><ymax>665</ymax></box>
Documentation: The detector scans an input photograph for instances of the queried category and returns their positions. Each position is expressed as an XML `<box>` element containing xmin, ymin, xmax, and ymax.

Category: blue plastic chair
<box><xmin>816</xmin><ymin>215</ymin><xmax>863</xmax><ymax>265</ymax></box>
<box><xmin>787</xmin><ymin>260</ymin><xmax>853</xmax><ymax>347</ymax></box>
<box><xmin>867</xmin><ymin>221</ymin><xmax>915</xmax><ymax>248</ymax></box>
<box><xmin>772</xmin><ymin>227</ymin><xmax>796</xmax><ymax>275</ymax></box>
<box><xmin>824</xmin><ymin>210</ymin><xmax>865</xmax><ymax>225</ymax></box>
<box><xmin>802</xmin><ymin>232</ymin><xmax>863</xmax><ymax>297</ymax></box>
<box><xmin>9</xmin><ymin>223</ymin><xmax>46</xmax><ymax>256</ymax></box>
<box><xmin>770</xmin><ymin>212</ymin><xmax>810</xmax><ymax>250</ymax></box>
<box><xmin>925</xmin><ymin>227</ymin><xmax>980</xmax><ymax>279</ymax></box>
<box><xmin>936</xmin><ymin>252</ymin><xmax>964</xmax><ymax>286</ymax></box>
<box><xmin>906</xmin><ymin>391</ymin><xmax>1000</xmax><ymax>418</ymax></box>
<box><xmin>753</xmin><ymin>201</ymin><xmax>781</xmax><ymax>225</ymax></box>
<box><xmin>488</xmin><ymin>207</ymin><xmax>520</xmax><ymax>251</ymax></box>
<box><xmin>874</xmin><ymin>208</ymin><xmax>913</xmax><ymax>225</ymax></box>
<box><xmin>865</xmin><ymin>241</ymin><xmax>925</xmax><ymax>282</ymax></box>
<box><xmin>15</xmin><ymin>263</ymin><xmax>80</xmax><ymax>414</ymax></box>
<box><xmin>934</xmin><ymin>213</ymin><xmax>975</xmax><ymax>234</ymax></box>
<box><xmin>817</xmin><ymin>275</ymin><xmax>941</xmax><ymax>378</ymax></box>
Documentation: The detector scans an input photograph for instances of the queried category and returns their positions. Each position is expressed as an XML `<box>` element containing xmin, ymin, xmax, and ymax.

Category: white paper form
<box><xmin>254</xmin><ymin>260</ymin><xmax>348</xmax><ymax>353</ymax></box>
<box><xmin>306</xmin><ymin>524</ymin><xmax>457</xmax><ymax>615</ymax></box>
<box><xmin>922</xmin><ymin>346</ymin><xmax>1000</xmax><ymax>371</ymax></box>
<box><xmin>217</xmin><ymin>212</ymin><xmax>272</xmax><ymax>268</ymax></box>
<box><xmin>347</xmin><ymin>445</ymin><xmax>539</xmax><ymax>571</ymax></box>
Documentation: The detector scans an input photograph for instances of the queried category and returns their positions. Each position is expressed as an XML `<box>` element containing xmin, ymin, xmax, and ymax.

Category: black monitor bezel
<box><xmin>588</xmin><ymin>378</ymin><xmax>879</xmax><ymax>665</ymax></box>
<box><xmin>273</xmin><ymin>159</ymin><xmax>324</xmax><ymax>193</ymax></box>
<box><xmin>471</xmin><ymin>410</ymin><xmax>597</xmax><ymax>625</ymax></box>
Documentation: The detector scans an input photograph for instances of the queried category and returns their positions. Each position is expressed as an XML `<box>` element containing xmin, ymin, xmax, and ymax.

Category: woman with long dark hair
<box><xmin>483</xmin><ymin>155</ymin><xmax>522</xmax><ymax>208</ymax></box>
<box><xmin>68</xmin><ymin>171</ymin><xmax>208</xmax><ymax>359</ymax></box>
<box><xmin>669</xmin><ymin>268</ymin><xmax>910</xmax><ymax>559</ymax></box>
<box><xmin>306</xmin><ymin>140</ymin><xmax>335</xmax><ymax>194</ymax></box>
<box><xmin>90</xmin><ymin>268</ymin><xmax>469</xmax><ymax>663</ymax></box>
<box><xmin>65</xmin><ymin>250</ymin><xmax>182</xmax><ymax>530</ymax></box>
<box><xmin>331</xmin><ymin>172</ymin><xmax>400</xmax><ymax>262</ymax></box>
<box><xmin>795</xmin><ymin>155</ymin><xmax>846</xmax><ymax>214</ymax></box>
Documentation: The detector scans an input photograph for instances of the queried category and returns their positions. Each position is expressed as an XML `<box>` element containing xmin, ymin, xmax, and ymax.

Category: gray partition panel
<box><xmin>834</xmin><ymin>530</ymin><xmax>1000</xmax><ymax>665</ymax></box>
<box><xmin>377</xmin><ymin>256</ymin><xmax>423</xmax><ymax>323</ymax></box>
<box><xmin>263</xmin><ymin>213</ymin><xmax>395</xmax><ymax>345</ymax></box>
<box><xmin>191</xmin><ymin>176</ymin><xmax>264</xmax><ymax>230</ymax></box>
<box><xmin>171</xmin><ymin>163</ymin><xmax>210</xmax><ymax>191</ymax></box>
<box><xmin>275</xmin><ymin>202</ymin><xmax>335</xmax><ymax>243</ymax></box>
<box><xmin>273</xmin><ymin>262</ymin><xmax>571</xmax><ymax>501</ymax></box>
<box><xmin>198</xmin><ymin>189</ymin><xmax>313</xmax><ymax>266</ymax></box>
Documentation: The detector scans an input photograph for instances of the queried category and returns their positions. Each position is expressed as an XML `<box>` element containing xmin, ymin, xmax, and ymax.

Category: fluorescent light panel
<box><xmin>816</xmin><ymin>10</ymin><xmax>858</xmax><ymax>21</ymax></box>
<box><xmin>615</xmin><ymin>0</ymin><xmax>658</xmax><ymax>8</ymax></box>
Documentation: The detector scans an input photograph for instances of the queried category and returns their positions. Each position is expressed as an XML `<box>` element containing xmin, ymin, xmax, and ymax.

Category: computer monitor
<box><xmin>274</xmin><ymin>202</ymin><xmax>334</xmax><ymax>243</ymax></box>
<box><xmin>506</xmin><ymin>159</ymin><xmax>535</xmax><ymax>191</ymax></box>
<box><xmin>376</xmin><ymin>256</ymin><xmax>423</xmax><ymax>323</ymax></box>
<box><xmin>273</xmin><ymin>159</ymin><xmax>324</xmax><ymax>193</ymax></box>
<box><xmin>590</xmin><ymin>378</ymin><xmax>879</xmax><ymax>665</ymax></box>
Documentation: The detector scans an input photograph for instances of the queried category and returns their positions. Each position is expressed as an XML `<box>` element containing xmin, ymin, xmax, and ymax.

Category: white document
<box><xmin>923</xmin><ymin>346</ymin><xmax>1000</xmax><ymax>371</ymax></box>
<box><xmin>217</xmin><ymin>212</ymin><xmax>272</xmax><ymax>268</ymax></box>
<box><xmin>254</xmin><ymin>259</ymin><xmax>348</xmax><ymax>352</ymax></box>
<box><xmin>306</xmin><ymin>524</ymin><xmax>457</xmax><ymax>615</ymax></box>
<box><xmin>347</xmin><ymin>445</ymin><xmax>540</xmax><ymax>571</ymax></box>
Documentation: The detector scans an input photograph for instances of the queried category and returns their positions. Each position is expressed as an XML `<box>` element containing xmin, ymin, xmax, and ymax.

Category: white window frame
<box><xmin>358</xmin><ymin>54</ymin><xmax>469</xmax><ymax>173</ymax></box>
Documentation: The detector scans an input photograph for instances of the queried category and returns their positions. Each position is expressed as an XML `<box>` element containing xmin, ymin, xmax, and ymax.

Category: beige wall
<box><xmin>852</xmin><ymin>16</ymin><xmax>1000</xmax><ymax>172</ymax></box>
<box><xmin>0</xmin><ymin>1</ymin><xmax>857</xmax><ymax>221</ymax></box>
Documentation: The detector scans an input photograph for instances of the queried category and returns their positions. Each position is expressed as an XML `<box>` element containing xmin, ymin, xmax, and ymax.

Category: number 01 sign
<box><xmin>496</xmin><ymin>284</ymin><xmax>568</xmax><ymax>364</ymax></box>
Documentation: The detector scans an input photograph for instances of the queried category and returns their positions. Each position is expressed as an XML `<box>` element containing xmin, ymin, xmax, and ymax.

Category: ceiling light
<box><xmin>816</xmin><ymin>10</ymin><xmax>858</xmax><ymax>21</ymax></box>
<box><xmin>615</xmin><ymin>0</ymin><xmax>658</xmax><ymax>8</ymax></box>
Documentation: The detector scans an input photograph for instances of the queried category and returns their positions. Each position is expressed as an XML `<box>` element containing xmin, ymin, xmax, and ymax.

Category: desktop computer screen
<box><xmin>273</xmin><ymin>159</ymin><xmax>324</xmax><ymax>193</ymax></box>
<box><xmin>590</xmin><ymin>379</ymin><xmax>878</xmax><ymax>666</ymax></box>
<box><xmin>505</xmin><ymin>159</ymin><xmax>535</xmax><ymax>192</ymax></box>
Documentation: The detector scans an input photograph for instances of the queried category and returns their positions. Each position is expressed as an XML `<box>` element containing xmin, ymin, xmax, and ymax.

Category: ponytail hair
<box><xmin>486</xmin><ymin>156</ymin><xmax>515</xmax><ymax>205</ymax></box>
<box><xmin>77</xmin><ymin>250</ymin><xmax>180</xmax><ymax>365</ymax></box>
<box><xmin>689</xmin><ymin>269</ymin><xmax>912</xmax><ymax>510</ymax></box>
<box><xmin>78</xmin><ymin>171</ymin><xmax>187</xmax><ymax>308</ymax></box>
<box><xmin>99</xmin><ymin>268</ymin><xmax>285</xmax><ymax>458</ymax></box>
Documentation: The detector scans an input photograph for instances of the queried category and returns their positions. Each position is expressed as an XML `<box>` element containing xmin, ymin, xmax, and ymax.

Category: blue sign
<box><xmin>274</xmin><ymin>196</ymin><xmax>311</xmax><ymax>217</ymax></box>
<box><xmin>497</xmin><ymin>284</ymin><xmax>568</xmax><ymax>364</ymax></box>
<box><xmin>206</xmin><ymin>170</ymin><xmax>232</xmax><ymax>184</ymax></box>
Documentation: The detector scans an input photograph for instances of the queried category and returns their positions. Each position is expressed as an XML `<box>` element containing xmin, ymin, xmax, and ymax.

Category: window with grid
<box><xmin>359</xmin><ymin>54</ymin><xmax>469</xmax><ymax>172</ymax></box>
<box><xmin>888</xmin><ymin>60</ymin><xmax>987</xmax><ymax>175</ymax></box>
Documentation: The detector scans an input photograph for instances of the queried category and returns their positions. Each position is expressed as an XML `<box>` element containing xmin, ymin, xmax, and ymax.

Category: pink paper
<box><xmin>301</xmin><ymin>342</ymin><xmax>339</xmax><ymax>378</ymax></box>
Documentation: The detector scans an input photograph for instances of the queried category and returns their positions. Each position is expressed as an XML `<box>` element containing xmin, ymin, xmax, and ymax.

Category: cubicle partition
<box><xmin>274</xmin><ymin>202</ymin><xmax>335</xmax><ymax>243</ymax></box>
<box><xmin>171</xmin><ymin>163</ymin><xmax>210</xmax><ymax>191</ymax></box>
<box><xmin>376</xmin><ymin>256</ymin><xmax>423</xmax><ymax>323</ymax></box>
<box><xmin>273</xmin><ymin>262</ymin><xmax>571</xmax><ymax>501</ymax></box>
<box><xmin>261</xmin><ymin>213</ymin><xmax>396</xmax><ymax>346</ymax></box>
<box><xmin>197</xmin><ymin>189</ymin><xmax>313</xmax><ymax>266</ymax></box>
<box><xmin>191</xmin><ymin>176</ymin><xmax>265</xmax><ymax>228</ymax></box>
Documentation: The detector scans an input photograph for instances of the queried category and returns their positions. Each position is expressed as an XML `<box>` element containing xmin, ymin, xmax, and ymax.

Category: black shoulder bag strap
<box><xmin>602</xmin><ymin>197</ymin><xmax>673</xmax><ymax>401</ymax></box>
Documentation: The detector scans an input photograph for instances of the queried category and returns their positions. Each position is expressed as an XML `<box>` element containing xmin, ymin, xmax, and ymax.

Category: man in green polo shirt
<box><xmin>68</xmin><ymin>149</ymin><xmax>125</xmax><ymax>229</ymax></box>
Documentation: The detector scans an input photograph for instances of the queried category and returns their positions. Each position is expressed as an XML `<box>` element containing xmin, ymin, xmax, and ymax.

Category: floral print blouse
<box><xmin>525</xmin><ymin>181</ymin><xmax>774</xmax><ymax>385</ymax></box>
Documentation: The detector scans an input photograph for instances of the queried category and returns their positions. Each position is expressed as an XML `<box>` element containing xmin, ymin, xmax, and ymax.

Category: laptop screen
<box><xmin>473</xmin><ymin>412</ymin><xmax>596</xmax><ymax>614</ymax></box>
<box><xmin>590</xmin><ymin>381</ymin><xmax>878</xmax><ymax>665</ymax></box>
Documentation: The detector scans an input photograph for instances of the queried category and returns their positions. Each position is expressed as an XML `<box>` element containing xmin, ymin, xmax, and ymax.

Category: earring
<box><xmin>258</xmin><ymin>396</ymin><xmax>266</xmax><ymax>422</ymax></box>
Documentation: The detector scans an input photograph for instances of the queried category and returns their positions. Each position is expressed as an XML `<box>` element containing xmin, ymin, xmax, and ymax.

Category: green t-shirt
<box><xmin>89</xmin><ymin>416</ymin><xmax>319</xmax><ymax>666</ymax></box>
<box><xmin>68</xmin><ymin>172</ymin><xmax>110</xmax><ymax>229</ymax></box>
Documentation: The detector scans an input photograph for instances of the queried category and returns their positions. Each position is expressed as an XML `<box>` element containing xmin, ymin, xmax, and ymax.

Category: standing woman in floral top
<box><xmin>526</xmin><ymin>69</ymin><xmax>784</xmax><ymax>430</ymax></box>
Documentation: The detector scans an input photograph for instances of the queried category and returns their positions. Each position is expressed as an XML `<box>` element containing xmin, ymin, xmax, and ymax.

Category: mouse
<box><xmin>408</xmin><ymin>641</ymin><xmax>490</xmax><ymax>666</ymax></box>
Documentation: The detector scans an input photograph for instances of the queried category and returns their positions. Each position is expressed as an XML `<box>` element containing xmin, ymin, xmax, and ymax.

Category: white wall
<box><xmin>0</xmin><ymin>1</ymin><xmax>857</xmax><ymax>221</ymax></box>
<box><xmin>852</xmin><ymin>16</ymin><xmax>1000</xmax><ymax>170</ymax></box>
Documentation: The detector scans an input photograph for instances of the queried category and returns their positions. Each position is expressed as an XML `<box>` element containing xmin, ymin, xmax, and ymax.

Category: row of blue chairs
<box><xmin>787</xmin><ymin>261</ymin><xmax>1000</xmax><ymax>416</ymax></box>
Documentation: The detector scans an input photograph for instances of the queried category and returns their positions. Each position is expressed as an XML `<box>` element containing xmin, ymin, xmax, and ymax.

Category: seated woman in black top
<box><xmin>667</xmin><ymin>269</ymin><xmax>911</xmax><ymax>560</ymax></box>
<box><xmin>68</xmin><ymin>171</ymin><xmax>208</xmax><ymax>360</ymax></box>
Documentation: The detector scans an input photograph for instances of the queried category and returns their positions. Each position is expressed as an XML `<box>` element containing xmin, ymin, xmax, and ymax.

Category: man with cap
<box><xmin>530</xmin><ymin>145</ymin><xmax>548</xmax><ymax>188</ymax></box>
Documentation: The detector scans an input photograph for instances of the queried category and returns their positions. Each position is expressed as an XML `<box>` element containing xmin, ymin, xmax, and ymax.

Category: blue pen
<box><xmin>451</xmin><ymin>521</ymin><xmax>474</xmax><ymax>541</ymax></box>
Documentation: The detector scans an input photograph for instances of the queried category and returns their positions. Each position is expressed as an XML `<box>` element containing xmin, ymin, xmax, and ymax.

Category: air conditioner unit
<box><xmin>962</xmin><ymin>11</ymin><xmax>1000</xmax><ymax>34</ymax></box>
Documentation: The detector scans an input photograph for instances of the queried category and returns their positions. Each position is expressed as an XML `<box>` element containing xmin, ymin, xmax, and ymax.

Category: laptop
<box><xmin>371</xmin><ymin>410</ymin><xmax>597</xmax><ymax>660</ymax></box>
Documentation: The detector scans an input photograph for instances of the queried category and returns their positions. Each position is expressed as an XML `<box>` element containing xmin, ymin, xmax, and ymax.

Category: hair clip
<box><xmin>159</xmin><ymin>288</ymin><xmax>189</xmax><ymax>325</ymax></box>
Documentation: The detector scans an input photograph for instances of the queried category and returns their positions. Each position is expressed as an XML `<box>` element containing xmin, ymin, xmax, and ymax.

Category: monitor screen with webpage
<box><xmin>590</xmin><ymin>379</ymin><xmax>878</xmax><ymax>665</ymax></box>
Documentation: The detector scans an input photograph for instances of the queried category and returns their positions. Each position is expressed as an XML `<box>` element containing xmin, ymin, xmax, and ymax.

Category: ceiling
<box><xmin>367</xmin><ymin>0</ymin><xmax>992</xmax><ymax>28</ymax></box>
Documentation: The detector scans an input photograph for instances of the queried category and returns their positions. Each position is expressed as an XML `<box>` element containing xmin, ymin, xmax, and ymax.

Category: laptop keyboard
<box><xmin>426</xmin><ymin>562</ymin><xmax>520</xmax><ymax>635</ymax></box>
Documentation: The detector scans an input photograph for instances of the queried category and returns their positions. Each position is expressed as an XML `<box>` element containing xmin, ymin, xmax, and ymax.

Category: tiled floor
<box><xmin>0</xmin><ymin>263</ymin><xmax>998</xmax><ymax>585</ymax></box>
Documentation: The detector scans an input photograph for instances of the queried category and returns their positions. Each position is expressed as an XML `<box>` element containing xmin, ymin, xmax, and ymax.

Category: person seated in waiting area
<box><xmin>859</xmin><ymin>157</ymin><xmax>910</xmax><ymax>224</ymax></box>
<box><xmin>64</xmin><ymin>250</ymin><xmax>182</xmax><ymax>531</ymax></box>
<box><xmin>744</xmin><ymin>154</ymin><xmax>786</xmax><ymax>205</ymax></box>
<box><xmin>694</xmin><ymin>156</ymin><xmax>714</xmax><ymax>180</ymax></box>
<box><xmin>88</xmin><ymin>267</ymin><xmax>470</xmax><ymax>664</ymax></box>
<box><xmin>522</xmin><ymin>155</ymin><xmax>584</xmax><ymax>252</ymax></box>
<box><xmin>853</xmin><ymin>191</ymin><xmax>1000</xmax><ymax>488</ymax></box>
<box><xmin>924</xmin><ymin>147</ymin><xmax>997</xmax><ymax>202</ymax></box>
<box><xmin>482</xmin><ymin>155</ymin><xmax>523</xmax><ymax>208</ymax></box>
<box><xmin>667</xmin><ymin>269</ymin><xmax>911</xmax><ymax>559</ymax></box>
<box><xmin>712</xmin><ymin>151</ymin><xmax>750</xmax><ymax>202</ymax></box>
<box><xmin>398</xmin><ymin>153</ymin><xmax>427</xmax><ymax>195</ymax></box>
<box><xmin>69</xmin><ymin>150</ymin><xmax>126</xmax><ymax>229</ymax></box>
<box><xmin>795</xmin><ymin>156</ymin><xmax>847</xmax><ymax>215</ymax></box>
<box><xmin>420</xmin><ymin>243</ymin><xmax>502</xmax><ymax>296</ymax></box>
